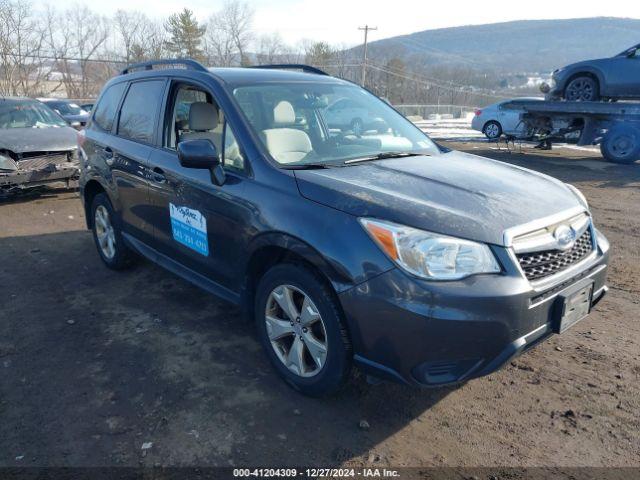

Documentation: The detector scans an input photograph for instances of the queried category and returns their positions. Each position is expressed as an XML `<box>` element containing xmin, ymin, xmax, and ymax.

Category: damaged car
<box><xmin>0</xmin><ymin>97</ymin><xmax>80</xmax><ymax>197</ymax></box>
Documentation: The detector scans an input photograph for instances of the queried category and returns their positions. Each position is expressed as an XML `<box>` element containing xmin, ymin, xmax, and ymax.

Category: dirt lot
<box><xmin>1</xmin><ymin>143</ymin><xmax>639</xmax><ymax>470</ymax></box>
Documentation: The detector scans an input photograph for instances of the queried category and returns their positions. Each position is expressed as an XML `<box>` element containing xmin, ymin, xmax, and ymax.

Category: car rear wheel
<box><xmin>254</xmin><ymin>263</ymin><xmax>351</xmax><ymax>397</ymax></box>
<box><xmin>483</xmin><ymin>121</ymin><xmax>502</xmax><ymax>140</ymax></box>
<box><xmin>564</xmin><ymin>76</ymin><xmax>600</xmax><ymax>102</ymax></box>
<box><xmin>91</xmin><ymin>193</ymin><xmax>135</xmax><ymax>270</ymax></box>
<box><xmin>600</xmin><ymin>125</ymin><xmax>640</xmax><ymax>164</ymax></box>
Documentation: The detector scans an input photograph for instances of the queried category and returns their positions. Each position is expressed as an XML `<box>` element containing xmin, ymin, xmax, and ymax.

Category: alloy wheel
<box><xmin>565</xmin><ymin>78</ymin><xmax>596</xmax><ymax>101</ymax></box>
<box><xmin>265</xmin><ymin>285</ymin><xmax>328</xmax><ymax>378</ymax></box>
<box><xmin>94</xmin><ymin>205</ymin><xmax>116</xmax><ymax>260</ymax></box>
<box><xmin>485</xmin><ymin>123</ymin><xmax>500</xmax><ymax>139</ymax></box>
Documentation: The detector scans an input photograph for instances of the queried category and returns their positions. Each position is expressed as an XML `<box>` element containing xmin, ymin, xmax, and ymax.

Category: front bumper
<box><xmin>339</xmin><ymin>238</ymin><xmax>609</xmax><ymax>386</ymax></box>
<box><xmin>0</xmin><ymin>163</ymin><xmax>79</xmax><ymax>194</ymax></box>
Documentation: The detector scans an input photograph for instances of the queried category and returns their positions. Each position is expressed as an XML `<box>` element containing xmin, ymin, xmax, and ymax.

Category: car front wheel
<box><xmin>564</xmin><ymin>76</ymin><xmax>600</xmax><ymax>101</ymax></box>
<box><xmin>254</xmin><ymin>264</ymin><xmax>352</xmax><ymax>396</ymax></box>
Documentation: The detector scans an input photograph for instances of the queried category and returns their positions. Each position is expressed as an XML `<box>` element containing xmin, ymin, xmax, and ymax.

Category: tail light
<box><xmin>474</xmin><ymin>109</ymin><xmax>482</xmax><ymax>116</ymax></box>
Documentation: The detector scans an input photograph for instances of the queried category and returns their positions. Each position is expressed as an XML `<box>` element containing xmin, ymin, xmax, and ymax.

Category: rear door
<box><xmin>85</xmin><ymin>80</ymin><xmax>152</xmax><ymax>243</ymax></box>
<box><xmin>107</xmin><ymin>79</ymin><xmax>167</xmax><ymax>244</ymax></box>
<box><xmin>498</xmin><ymin>103</ymin><xmax>523</xmax><ymax>135</ymax></box>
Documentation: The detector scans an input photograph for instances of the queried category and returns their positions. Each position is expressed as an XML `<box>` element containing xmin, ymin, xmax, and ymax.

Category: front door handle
<box><xmin>151</xmin><ymin>167</ymin><xmax>166</xmax><ymax>183</ymax></box>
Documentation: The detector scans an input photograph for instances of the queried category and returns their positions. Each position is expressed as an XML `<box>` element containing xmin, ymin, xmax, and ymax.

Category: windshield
<box><xmin>47</xmin><ymin>101</ymin><xmax>86</xmax><ymax>116</ymax></box>
<box><xmin>0</xmin><ymin>101</ymin><xmax>68</xmax><ymax>129</ymax></box>
<box><xmin>232</xmin><ymin>83</ymin><xmax>439</xmax><ymax>165</ymax></box>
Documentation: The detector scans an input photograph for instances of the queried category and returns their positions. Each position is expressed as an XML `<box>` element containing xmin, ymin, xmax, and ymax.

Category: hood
<box><xmin>294</xmin><ymin>151</ymin><xmax>583</xmax><ymax>246</ymax></box>
<box><xmin>556</xmin><ymin>58</ymin><xmax>609</xmax><ymax>76</ymax></box>
<box><xmin>0</xmin><ymin>126</ymin><xmax>78</xmax><ymax>154</ymax></box>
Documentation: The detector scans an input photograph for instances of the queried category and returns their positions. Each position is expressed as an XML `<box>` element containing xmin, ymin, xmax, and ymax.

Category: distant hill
<box><xmin>355</xmin><ymin>17</ymin><xmax>640</xmax><ymax>73</ymax></box>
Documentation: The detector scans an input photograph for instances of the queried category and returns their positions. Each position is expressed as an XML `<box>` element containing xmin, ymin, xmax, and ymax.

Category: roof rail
<box><xmin>250</xmin><ymin>64</ymin><xmax>329</xmax><ymax>76</ymax></box>
<box><xmin>120</xmin><ymin>58</ymin><xmax>208</xmax><ymax>75</ymax></box>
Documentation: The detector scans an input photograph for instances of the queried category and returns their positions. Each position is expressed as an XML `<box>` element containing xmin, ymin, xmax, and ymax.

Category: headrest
<box><xmin>273</xmin><ymin>101</ymin><xmax>295</xmax><ymax>125</ymax></box>
<box><xmin>189</xmin><ymin>102</ymin><xmax>218</xmax><ymax>131</ymax></box>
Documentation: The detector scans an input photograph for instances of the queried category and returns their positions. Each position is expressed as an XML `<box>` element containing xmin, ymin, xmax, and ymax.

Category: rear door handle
<box><xmin>151</xmin><ymin>167</ymin><xmax>166</xmax><ymax>183</ymax></box>
<box><xmin>103</xmin><ymin>147</ymin><xmax>115</xmax><ymax>166</ymax></box>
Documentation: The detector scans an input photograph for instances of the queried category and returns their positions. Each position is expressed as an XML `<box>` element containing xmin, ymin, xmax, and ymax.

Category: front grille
<box><xmin>18</xmin><ymin>153</ymin><xmax>70</xmax><ymax>171</ymax></box>
<box><xmin>516</xmin><ymin>229</ymin><xmax>593</xmax><ymax>281</ymax></box>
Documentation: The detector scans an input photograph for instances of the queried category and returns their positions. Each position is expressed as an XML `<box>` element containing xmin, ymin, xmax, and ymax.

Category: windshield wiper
<box><xmin>281</xmin><ymin>162</ymin><xmax>335</xmax><ymax>170</ymax></box>
<box><xmin>343</xmin><ymin>152</ymin><xmax>426</xmax><ymax>164</ymax></box>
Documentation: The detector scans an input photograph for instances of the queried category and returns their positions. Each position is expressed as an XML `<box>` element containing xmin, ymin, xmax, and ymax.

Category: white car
<box><xmin>471</xmin><ymin>97</ymin><xmax>544</xmax><ymax>139</ymax></box>
<box><xmin>324</xmin><ymin>98</ymin><xmax>386</xmax><ymax>136</ymax></box>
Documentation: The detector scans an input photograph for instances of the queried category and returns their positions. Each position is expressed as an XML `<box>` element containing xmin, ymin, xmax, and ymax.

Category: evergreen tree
<box><xmin>164</xmin><ymin>8</ymin><xmax>206</xmax><ymax>61</ymax></box>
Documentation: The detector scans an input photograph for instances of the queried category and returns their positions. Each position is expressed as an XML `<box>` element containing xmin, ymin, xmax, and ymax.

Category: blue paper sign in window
<box><xmin>169</xmin><ymin>203</ymin><xmax>209</xmax><ymax>256</ymax></box>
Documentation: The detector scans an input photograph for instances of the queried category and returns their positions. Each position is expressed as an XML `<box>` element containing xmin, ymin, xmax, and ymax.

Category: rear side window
<box><xmin>117</xmin><ymin>80</ymin><xmax>165</xmax><ymax>144</ymax></box>
<box><xmin>93</xmin><ymin>82</ymin><xmax>126</xmax><ymax>132</ymax></box>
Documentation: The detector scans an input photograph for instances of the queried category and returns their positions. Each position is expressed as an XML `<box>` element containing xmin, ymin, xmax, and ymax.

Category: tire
<box><xmin>564</xmin><ymin>76</ymin><xmax>600</xmax><ymax>102</ymax></box>
<box><xmin>90</xmin><ymin>193</ymin><xmax>135</xmax><ymax>270</ymax></box>
<box><xmin>483</xmin><ymin>120</ymin><xmax>502</xmax><ymax>140</ymax></box>
<box><xmin>254</xmin><ymin>263</ymin><xmax>352</xmax><ymax>397</ymax></box>
<box><xmin>600</xmin><ymin>125</ymin><xmax>640</xmax><ymax>164</ymax></box>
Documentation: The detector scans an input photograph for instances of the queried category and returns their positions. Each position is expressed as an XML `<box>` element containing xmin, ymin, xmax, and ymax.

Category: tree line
<box><xmin>0</xmin><ymin>0</ymin><xmax>516</xmax><ymax>107</ymax></box>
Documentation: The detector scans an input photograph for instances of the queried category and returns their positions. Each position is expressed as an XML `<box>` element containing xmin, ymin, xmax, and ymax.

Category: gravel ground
<box><xmin>0</xmin><ymin>143</ymin><xmax>638</xmax><ymax>471</ymax></box>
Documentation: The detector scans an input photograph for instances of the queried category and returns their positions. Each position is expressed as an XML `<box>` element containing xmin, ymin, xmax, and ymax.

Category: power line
<box><xmin>357</xmin><ymin>25</ymin><xmax>377</xmax><ymax>87</ymax></box>
<box><xmin>366</xmin><ymin>63</ymin><xmax>518</xmax><ymax>100</ymax></box>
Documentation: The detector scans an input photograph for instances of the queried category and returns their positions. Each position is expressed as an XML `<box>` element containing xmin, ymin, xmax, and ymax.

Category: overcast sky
<box><xmin>35</xmin><ymin>0</ymin><xmax>639</xmax><ymax>46</ymax></box>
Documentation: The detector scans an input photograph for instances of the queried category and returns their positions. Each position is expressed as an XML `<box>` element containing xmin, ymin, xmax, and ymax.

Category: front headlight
<box><xmin>360</xmin><ymin>218</ymin><xmax>501</xmax><ymax>280</ymax></box>
<box><xmin>566</xmin><ymin>183</ymin><xmax>588</xmax><ymax>209</ymax></box>
<box><xmin>0</xmin><ymin>154</ymin><xmax>17</xmax><ymax>171</ymax></box>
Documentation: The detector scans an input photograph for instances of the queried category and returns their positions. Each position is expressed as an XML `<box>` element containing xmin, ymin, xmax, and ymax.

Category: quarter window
<box><xmin>93</xmin><ymin>82</ymin><xmax>126</xmax><ymax>132</ymax></box>
<box><xmin>118</xmin><ymin>80</ymin><xmax>165</xmax><ymax>143</ymax></box>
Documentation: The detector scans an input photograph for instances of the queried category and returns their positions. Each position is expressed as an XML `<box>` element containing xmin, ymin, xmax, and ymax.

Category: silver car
<box><xmin>471</xmin><ymin>98</ymin><xmax>543</xmax><ymax>139</ymax></box>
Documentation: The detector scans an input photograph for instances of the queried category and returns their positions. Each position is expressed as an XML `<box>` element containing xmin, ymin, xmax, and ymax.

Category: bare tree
<box><xmin>45</xmin><ymin>5</ymin><xmax>110</xmax><ymax>98</ymax></box>
<box><xmin>205</xmin><ymin>0</ymin><xmax>253</xmax><ymax>67</ymax></box>
<box><xmin>0</xmin><ymin>0</ymin><xmax>51</xmax><ymax>96</ymax></box>
<box><xmin>114</xmin><ymin>10</ymin><xmax>166</xmax><ymax>63</ymax></box>
<box><xmin>256</xmin><ymin>33</ymin><xmax>285</xmax><ymax>65</ymax></box>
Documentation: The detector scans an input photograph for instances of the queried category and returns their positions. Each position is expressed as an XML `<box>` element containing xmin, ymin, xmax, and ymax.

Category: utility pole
<box><xmin>358</xmin><ymin>25</ymin><xmax>377</xmax><ymax>87</ymax></box>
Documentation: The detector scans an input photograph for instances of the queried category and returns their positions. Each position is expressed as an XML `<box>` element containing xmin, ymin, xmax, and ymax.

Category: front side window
<box><xmin>93</xmin><ymin>82</ymin><xmax>127</xmax><ymax>132</ymax></box>
<box><xmin>118</xmin><ymin>80</ymin><xmax>165</xmax><ymax>144</ymax></box>
<box><xmin>232</xmin><ymin>83</ymin><xmax>439</xmax><ymax>165</ymax></box>
<box><xmin>166</xmin><ymin>83</ymin><xmax>245</xmax><ymax>173</ymax></box>
<box><xmin>0</xmin><ymin>101</ymin><xmax>67</xmax><ymax>129</ymax></box>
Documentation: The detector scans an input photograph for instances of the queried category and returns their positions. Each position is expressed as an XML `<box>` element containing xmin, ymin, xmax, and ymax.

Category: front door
<box><xmin>606</xmin><ymin>48</ymin><xmax>640</xmax><ymax>97</ymax></box>
<box><xmin>146</xmin><ymin>81</ymin><xmax>251</xmax><ymax>294</ymax></box>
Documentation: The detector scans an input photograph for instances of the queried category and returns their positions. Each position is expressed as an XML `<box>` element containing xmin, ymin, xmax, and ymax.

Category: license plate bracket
<box><xmin>554</xmin><ymin>280</ymin><xmax>594</xmax><ymax>334</ymax></box>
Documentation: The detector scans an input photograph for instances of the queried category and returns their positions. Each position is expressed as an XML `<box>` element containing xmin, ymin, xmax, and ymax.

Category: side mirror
<box><xmin>177</xmin><ymin>139</ymin><xmax>225</xmax><ymax>186</ymax></box>
<box><xmin>70</xmin><ymin>121</ymin><xmax>82</xmax><ymax>129</ymax></box>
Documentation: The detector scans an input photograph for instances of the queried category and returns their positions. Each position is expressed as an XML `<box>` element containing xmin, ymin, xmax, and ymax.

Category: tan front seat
<box><xmin>180</xmin><ymin>102</ymin><xmax>221</xmax><ymax>153</ymax></box>
<box><xmin>261</xmin><ymin>101</ymin><xmax>312</xmax><ymax>163</ymax></box>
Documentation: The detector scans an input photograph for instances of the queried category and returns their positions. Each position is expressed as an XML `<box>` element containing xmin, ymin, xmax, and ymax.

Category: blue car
<box><xmin>79</xmin><ymin>60</ymin><xmax>610</xmax><ymax>396</ymax></box>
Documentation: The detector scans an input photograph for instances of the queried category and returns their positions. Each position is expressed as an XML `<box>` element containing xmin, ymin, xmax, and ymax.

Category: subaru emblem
<box><xmin>554</xmin><ymin>224</ymin><xmax>576</xmax><ymax>250</ymax></box>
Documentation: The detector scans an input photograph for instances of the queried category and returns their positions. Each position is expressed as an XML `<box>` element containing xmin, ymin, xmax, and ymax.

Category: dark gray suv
<box><xmin>545</xmin><ymin>43</ymin><xmax>640</xmax><ymax>101</ymax></box>
<box><xmin>79</xmin><ymin>60</ymin><xmax>610</xmax><ymax>396</ymax></box>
